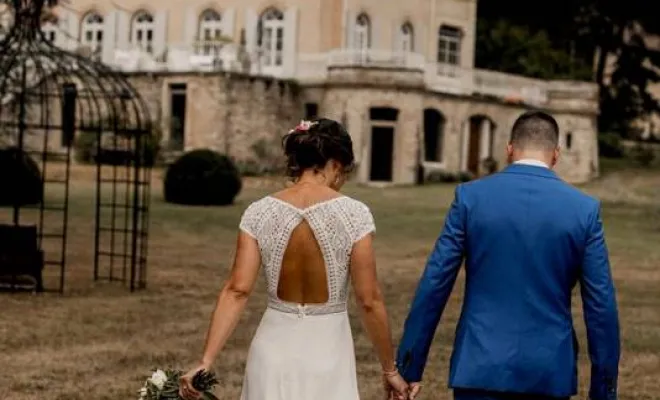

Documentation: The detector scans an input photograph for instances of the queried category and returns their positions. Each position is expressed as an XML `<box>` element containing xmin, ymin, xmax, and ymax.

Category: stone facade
<box><xmin>129</xmin><ymin>72</ymin><xmax>301</xmax><ymax>166</ymax></box>
<box><xmin>38</xmin><ymin>0</ymin><xmax>477</xmax><ymax>77</ymax></box>
<box><xmin>0</xmin><ymin>0</ymin><xmax>601</xmax><ymax>184</ymax></box>
<box><xmin>125</xmin><ymin>68</ymin><xmax>599</xmax><ymax>185</ymax></box>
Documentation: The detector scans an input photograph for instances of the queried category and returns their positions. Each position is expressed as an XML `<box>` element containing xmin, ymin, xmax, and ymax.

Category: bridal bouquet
<box><xmin>138</xmin><ymin>369</ymin><xmax>219</xmax><ymax>400</ymax></box>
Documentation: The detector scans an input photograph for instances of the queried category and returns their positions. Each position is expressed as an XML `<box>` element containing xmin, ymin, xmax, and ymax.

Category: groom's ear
<box><xmin>506</xmin><ymin>143</ymin><xmax>514</xmax><ymax>163</ymax></box>
<box><xmin>551</xmin><ymin>147</ymin><xmax>560</xmax><ymax>167</ymax></box>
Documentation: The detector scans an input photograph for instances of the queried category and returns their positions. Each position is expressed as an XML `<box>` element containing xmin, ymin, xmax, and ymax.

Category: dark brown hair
<box><xmin>510</xmin><ymin>110</ymin><xmax>560</xmax><ymax>151</ymax></box>
<box><xmin>281</xmin><ymin>118</ymin><xmax>355</xmax><ymax>178</ymax></box>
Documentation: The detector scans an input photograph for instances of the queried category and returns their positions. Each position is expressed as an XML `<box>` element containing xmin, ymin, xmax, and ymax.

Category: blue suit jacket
<box><xmin>396</xmin><ymin>164</ymin><xmax>620</xmax><ymax>400</ymax></box>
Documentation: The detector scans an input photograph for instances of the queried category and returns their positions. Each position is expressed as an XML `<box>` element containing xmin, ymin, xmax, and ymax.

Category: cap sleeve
<box><xmin>352</xmin><ymin>200</ymin><xmax>376</xmax><ymax>243</ymax></box>
<box><xmin>239</xmin><ymin>202</ymin><xmax>260</xmax><ymax>239</ymax></box>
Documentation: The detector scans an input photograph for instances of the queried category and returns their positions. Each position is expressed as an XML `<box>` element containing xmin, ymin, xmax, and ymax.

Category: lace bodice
<box><xmin>239</xmin><ymin>196</ymin><xmax>375</xmax><ymax>316</ymax></box>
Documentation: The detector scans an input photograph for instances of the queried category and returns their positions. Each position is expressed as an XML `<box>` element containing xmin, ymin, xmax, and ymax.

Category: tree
<box><xmin>0</xmin><ymin>0</ymin><xmax>62</xmax><ymax>25</ymax></box>
<box><xmin>575</xmin><ymin>0</ymin><xmax>660</xmax><ymax>134</ymax></box>
<box><xmin>476</xmin><ymin>19</ymin><xmax>591</xmax><ymax>80</ymax></box>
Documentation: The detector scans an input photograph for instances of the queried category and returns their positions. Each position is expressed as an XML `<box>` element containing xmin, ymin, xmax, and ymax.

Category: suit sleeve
<box><xmin>580</xmin><ymin>202</ymin><xmax>620</xmax><ymax>400</ymax></box>
<box><xmin>396</xmin><ymin>185</ymin><xmax>467</xmax><ymax>382</ymax></box>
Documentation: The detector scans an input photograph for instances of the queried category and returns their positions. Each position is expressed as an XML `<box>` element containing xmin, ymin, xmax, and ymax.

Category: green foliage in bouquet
<box><xmin>139</xmin><ymin>369</ymin><xmax>219</xmax><ymax>400</ymax></box>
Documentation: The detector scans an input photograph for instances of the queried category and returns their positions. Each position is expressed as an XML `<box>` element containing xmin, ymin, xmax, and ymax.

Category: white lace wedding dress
<box><xmin>237</xmin><ymin>195</ymin><xmax>375</xmax><ymax>400</ymax></box>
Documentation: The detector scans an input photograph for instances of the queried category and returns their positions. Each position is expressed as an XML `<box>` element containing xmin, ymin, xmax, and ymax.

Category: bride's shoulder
<box><xmin>337</xmin><ymin>196</ymin><xmax>376</xmax><ymax>239</ymax></box>
<box><xmin>238</xmin><ymin>197</ymin><xmax>276</xmax><ymax>237</ymax></box>
<box><xmin>338</xmin><ymin>195</ymin><xmax>368</xmax><ymax>208</ymax></box>
<box><xmin>337</xmin><ymin>196</ymin><xmax>373</xmax><ymax>217</ymax></box>
<box><xmin>241</xmin><ymin>196</ymin><xmax>275</xmax><ymax>214</ymax></box>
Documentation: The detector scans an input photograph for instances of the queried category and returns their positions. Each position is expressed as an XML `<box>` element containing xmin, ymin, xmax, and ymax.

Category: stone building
<box><xmin>11</xmin><ymin>0</ymin><xmax>600</xmax><ymax>184</ymax></box>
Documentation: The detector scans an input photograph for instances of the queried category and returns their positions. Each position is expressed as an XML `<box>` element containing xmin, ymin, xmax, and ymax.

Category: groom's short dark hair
<box><xmin>510</xmin><ymin>111</ymin><xmax>559</xmax><ymax>151</ymax></box>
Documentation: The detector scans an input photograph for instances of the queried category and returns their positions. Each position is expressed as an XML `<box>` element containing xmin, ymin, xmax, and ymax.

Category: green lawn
<box><xmin>0</xmin><ymin>165</ymin><xmax>659</xmax><ymax>400</ymax></box>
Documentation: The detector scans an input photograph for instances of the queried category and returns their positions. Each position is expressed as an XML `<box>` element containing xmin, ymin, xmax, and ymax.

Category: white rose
<box><xmin>149</xmin><ymin>369</ymin><xmax>168</xmax><ymax>390</ymax></box>
<box><xmin>138</xmin><ymin>387</ymin><xmax>148</xmax><ymax>399</ymax></box>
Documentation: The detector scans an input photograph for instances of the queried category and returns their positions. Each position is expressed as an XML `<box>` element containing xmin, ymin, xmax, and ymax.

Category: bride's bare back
<box><xmin>279</xmin><ymin>219</ymin><xmax>329</xmax><ymax>304</ymax></box>
<box><xmin>238</xmin><ymin>186</ymin><xmax>376</xmax><ymax>314</ymax></box>
<box><xmin>272</xmin><ymin>186</ymin><xmax>342</xmax><ymax>305</ymax></box>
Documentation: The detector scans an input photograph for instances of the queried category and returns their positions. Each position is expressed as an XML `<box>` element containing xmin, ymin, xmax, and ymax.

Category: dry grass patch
<box><xmin>0</xmin><ymin>164</ymin><xmax>658</xmax><ymax>399</ymax></box>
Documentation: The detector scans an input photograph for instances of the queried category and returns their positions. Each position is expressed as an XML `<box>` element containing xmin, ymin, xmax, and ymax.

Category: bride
<box><xmin>179</xmin><ymin>118</ymin><xmax>409</xmax><ymax>400</ymax></box>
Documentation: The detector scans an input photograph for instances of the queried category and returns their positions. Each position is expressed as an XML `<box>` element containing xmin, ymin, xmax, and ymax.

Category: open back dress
<box><xmin>237</xmin><ymin>195</ymin><xmax>375</xmax><ymax>400</ymax></box>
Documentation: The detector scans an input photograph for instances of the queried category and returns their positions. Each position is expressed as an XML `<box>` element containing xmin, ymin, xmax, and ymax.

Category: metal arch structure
<box><xmin>0</xmin><ymin>0</ymin><xmax>152</xmax><ymax>292</ymax></box>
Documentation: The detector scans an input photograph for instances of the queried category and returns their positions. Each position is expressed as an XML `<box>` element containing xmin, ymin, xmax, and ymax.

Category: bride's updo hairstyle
<box><xmin>282</xmin><ymin>118</ymin><xmax>355</xmax><ymax>179</ymax></box>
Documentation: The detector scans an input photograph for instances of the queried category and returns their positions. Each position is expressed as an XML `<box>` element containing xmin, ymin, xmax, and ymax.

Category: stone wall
<box><xmin>124</xmin><ymin>70</ymin><xmax>599</xmax><ymax>185</ymax></box>
<box><xmin>1</xmin><ymin>69</ymin><xmax>599</xmax><ymax>185</ymax></box>
<box><xmin>127</xmin><ymin>72</ymin><xmax>304</xmax><ymax>166</ymax></box>
<box><xmin>308</xmin><ymin>68</ymin><xmax>600</xmax><ymax>184</ymax></box>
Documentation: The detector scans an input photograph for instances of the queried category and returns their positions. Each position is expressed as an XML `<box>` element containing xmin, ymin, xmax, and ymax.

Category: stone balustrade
<box><xmin>105</xmin><ymin>43</ymin><xmax>597</xmax><ymax>109</ymax></box>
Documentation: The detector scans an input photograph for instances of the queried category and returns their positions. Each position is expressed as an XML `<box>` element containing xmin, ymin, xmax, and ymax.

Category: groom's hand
<box><xmin>382</xmin><ymin>370</ymin><xmax>409</xmax><ymax>400</ymax></box>
<box><xmin>407</xmin><ymin>382</ymin><xmax>422</xmax><ymax>399</ymax></box>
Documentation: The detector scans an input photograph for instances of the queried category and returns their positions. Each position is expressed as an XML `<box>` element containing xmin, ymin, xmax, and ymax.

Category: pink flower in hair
<box><xmin>289</xmin><ymin>119</ymin><xmax>317</xmax><ymax>133</ymax></box>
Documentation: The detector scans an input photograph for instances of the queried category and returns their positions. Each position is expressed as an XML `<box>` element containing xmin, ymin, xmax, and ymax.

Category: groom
<box><xmin>396</xmin><ymin>111</ymin><xmax>620</xmax><ymax>400</ymax></box>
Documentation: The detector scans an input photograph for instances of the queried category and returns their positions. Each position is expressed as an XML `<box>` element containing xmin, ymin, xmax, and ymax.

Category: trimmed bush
<box><xmin>630</xmin><ymin>143</ymin><xmax>656</xmax><ymax>167</ymax></box>
<box><xmin>164</xmin><ymin>149</ymin><xmax>242</xmax><ymax>206</ymax></box>
<box><xmin>0</xmin><ymin>147</ymin><xmax>43</xmax><ymax>206</ymax></box>
<box><xmin>425</xmin><ymin>170</ymin><xmax>475</xmax><ymax>184</ymax></box>
<box><xmin>482</xmin><ymin>157</ymin><xmax>499</xmax><ymax>175</ymax></box>
<box><xmin>598</xmin><ymin>132</ymin><xmax>625</xmax><ymax>158</ymax></box>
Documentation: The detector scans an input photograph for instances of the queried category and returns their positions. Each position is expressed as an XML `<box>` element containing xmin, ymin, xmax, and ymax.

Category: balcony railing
<box><xmin>326</xmin><ymin>49</ymin><xmax>426</xmax><ymax>70</ymax></box>
<box><xmin>426</xmin><ymin>62</ymin><xmax>549</xmax><ymax>105</ymax></box>
<box><xmin>102</xmin><ymin>44</ymin><xmax>593</xmax><ymax>106</ymax></box>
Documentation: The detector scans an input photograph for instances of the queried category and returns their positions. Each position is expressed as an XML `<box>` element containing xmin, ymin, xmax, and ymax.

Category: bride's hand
<box><xmin>179</xmin><ymin>365</ymin><xmax>207</xmax><ymax>400</ymax></box>
<box><xmin>382</xmin><ymin>370</ymin><xmax>409</xmax><ymax>400</ymax></box>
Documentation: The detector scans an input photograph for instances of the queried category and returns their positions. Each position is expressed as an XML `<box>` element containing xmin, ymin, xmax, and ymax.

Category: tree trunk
<box><xmin>594</xmin><ymin>44</ymin><xmax>609</xmax><ymax>90</ymax></box>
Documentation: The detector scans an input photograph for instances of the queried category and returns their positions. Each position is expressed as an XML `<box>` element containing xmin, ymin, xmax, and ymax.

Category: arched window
<box><xmin>81</xmin><ymin>12</ymin><xmax>104</xmax><ymax>58</ymax></box>
<box><xmin>131</xmin><ymin>11</ymin><xmax>154</xmax><ymax>53</ymax></box>
<box><xmin>258</xmin><ymin>8</ymin><xmax>285</xmax><ymax>68</ymax></box>
<box><xmin>198</xmin><ymin>9</ymin><xmax>223</xmax><ymax>55</ymax></box>
<box><xmin>354</xmin><ymin>13</ymin><xmax>371</xmax><ymax>51</ymax></box>
<box><xmin>199</xmin><ymin>9</ymin><xmax>222</xmax><ymax>40</ymax></box>
<box><xmin>399</xmin><ymin>22</ymin><xmax>414</xmax><ymax>52</ymax></box>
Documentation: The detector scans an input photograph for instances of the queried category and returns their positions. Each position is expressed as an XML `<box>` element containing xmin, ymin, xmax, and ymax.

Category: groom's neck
<box><xmin>510</xmin><ymin>151</ymin><xmax>554</xmax><ymax>168</ymax></box>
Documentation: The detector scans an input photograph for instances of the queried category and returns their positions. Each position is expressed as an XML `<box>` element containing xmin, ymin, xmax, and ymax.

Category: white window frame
<box><xmin>258</xmin><ymin>8</ymin><xmax>285</xmax><ymax>73</ymax></box>
<box><xmin>437</xmin><ymin>25</ymin><xmax>461</xmax><ymax>65</ymax></box>
<box><xmin>81</xmin><ymin>12</ymin><xmax>104</xmax><ymax>59</ymax></box>
<box><xmin>131</xmin><ymin>11</ymin><xmax>155</xmax><ymax>54</ymax></box>
<box><xmin>198</xmin><ymin>9</ymin><xmax>223</xmax><ymax>55</ymax></box>
<box><xmin>354</xmin><ymin>13</ymin><xmax>371</xmax><ymax>52</ymax></box>
<box><xmin>399</xmin><ymin>22</ymin><xmax>414</xmax><ymax>53</ymax></box>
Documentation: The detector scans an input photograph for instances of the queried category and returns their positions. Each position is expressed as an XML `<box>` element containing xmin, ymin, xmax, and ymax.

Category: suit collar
<box><xmin>501</xmin><ymin>163</ymin><xmax>560</xmax><ymax>179</ymax></box>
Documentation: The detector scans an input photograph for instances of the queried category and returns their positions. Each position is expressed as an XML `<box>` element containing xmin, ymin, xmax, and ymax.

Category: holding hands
<box><xmin>406</xmin><ymin>382</ymin><xmax>422</xmax><ymax>399</ymax></box>
<box><xmin>382</xmin><ymin>367</ymin><xmax>423</xmax><ymax>400</ymax></box>
<box><xmin>382</xmin><ymin>368</ymin><xmax>410</xmax><ymax>400</ymax></box>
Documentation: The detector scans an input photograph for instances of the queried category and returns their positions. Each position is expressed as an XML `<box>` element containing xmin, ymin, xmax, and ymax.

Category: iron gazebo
<box><xmin>0</xmin><ymin>0</ymin><xmax>152</xmax><ymax>292</ymax></box>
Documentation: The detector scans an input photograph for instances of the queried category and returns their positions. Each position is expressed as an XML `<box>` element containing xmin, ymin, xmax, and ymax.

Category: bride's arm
<box><xmin>350</xmin><ymin>234</ymin><xmax>396</xmax><ymax>372</ymax></box>
<box><xmin>199</xmin><ymin>231</ymin><xmax>261</xmax><ymax>368</ymax></box>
